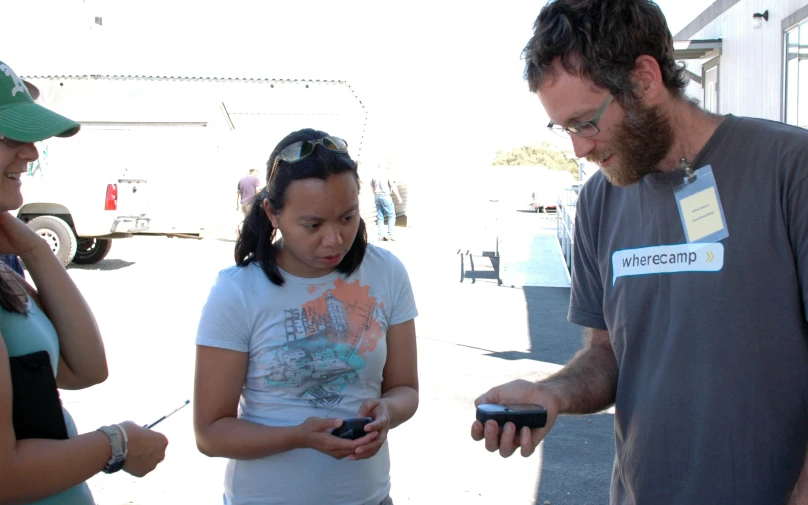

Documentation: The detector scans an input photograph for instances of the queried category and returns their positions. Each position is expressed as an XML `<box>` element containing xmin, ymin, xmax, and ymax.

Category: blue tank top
<box><xmin>1</xmin><ymin>296</ymin><xmax>94</xmax><ymax>505</ymax></box>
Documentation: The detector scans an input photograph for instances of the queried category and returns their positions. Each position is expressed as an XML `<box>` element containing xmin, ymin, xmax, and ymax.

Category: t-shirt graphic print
<box><xmin>259</xmin><ymin>278</ymin><xmax>388</xmax><ymax>410</ymax></box>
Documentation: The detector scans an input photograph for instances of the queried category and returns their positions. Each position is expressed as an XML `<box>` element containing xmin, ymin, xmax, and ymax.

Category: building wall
<box><xmin>682</xmin><ymin>0</ymin><xmax>808</xmax><ymax>121</ymax></box>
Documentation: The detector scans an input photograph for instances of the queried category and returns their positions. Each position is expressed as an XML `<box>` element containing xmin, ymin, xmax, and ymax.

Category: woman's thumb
<box><xmin>324</xmin><ymin>418</ymin><xmax>343</xmax><ymax>431</ymax></box>
<box><xmin>307</xmin><ymin>417</ymin><xmax>342</xmax><ymax>432</ymax></box>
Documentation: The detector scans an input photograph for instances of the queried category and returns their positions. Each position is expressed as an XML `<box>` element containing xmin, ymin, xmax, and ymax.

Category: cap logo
<box><xmin>0</xmin><ymin>64</ymin><xmax>29</xmax><ymax>98</ymax></box>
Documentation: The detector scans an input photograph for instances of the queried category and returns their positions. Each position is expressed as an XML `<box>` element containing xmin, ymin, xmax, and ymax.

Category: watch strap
<box><xmin>97</xmin><ymin>425</ymin><xmax>126</xmax><ymax>473</ymax></box>
<box><xmin>113</xmin><ymin>423</ymin><xmax>129</xmax><ymax>457</ymax></box>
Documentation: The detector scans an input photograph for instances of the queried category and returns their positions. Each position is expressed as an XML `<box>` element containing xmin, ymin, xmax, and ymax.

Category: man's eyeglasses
<box><xmin>0</xmin><ymin>135</ymin><xmax>26</xmax><ymax>149</ymax></box>
<box><xmin>268</xmin><ymin>136</ymin><xmax>349</xmax><ymax>182</ymax></box>
<box><xmin>547</xmin><ymin>95</ymin><xmax>613</xmax><ymax>139</ymax></box>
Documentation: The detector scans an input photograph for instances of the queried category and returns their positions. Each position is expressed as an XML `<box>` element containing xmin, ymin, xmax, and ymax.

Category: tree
<box><xmin>492</xmin><ymin>142</ymin><xmax>580</xmax><ymax>180</ymax></box>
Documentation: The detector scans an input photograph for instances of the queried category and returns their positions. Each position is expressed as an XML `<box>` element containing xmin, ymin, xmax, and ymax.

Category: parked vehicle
<box><xmin>18</xmin><ymin>126</ymin><xmax>200</xmax><ymax>267</ymax></box>
<box><xmin>18</xmin><ymin>74</ymin><xmax>373</xmax><ymax>266</ymax></box>
<box><xmin>528</xmin><ymin>188</ymin><xmax>559</xmax><ymax>214</ymax></box>
<box><xmin>528</xmin><ymin>172</ymin><xmax>576</xmax><ymax>214</ymax></box>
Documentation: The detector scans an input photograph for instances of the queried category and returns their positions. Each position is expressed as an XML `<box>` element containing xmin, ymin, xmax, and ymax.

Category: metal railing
<box><xmin>556</xmin><ymin>186</ymin><xmax>580</xmax><ymax>274</ymax></box>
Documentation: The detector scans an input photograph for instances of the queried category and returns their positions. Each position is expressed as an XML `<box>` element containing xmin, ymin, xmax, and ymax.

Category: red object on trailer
<box><xmin>104</xmin><ymin>184</ymin><xmax>117</xmax><ymax>211</ymax></box>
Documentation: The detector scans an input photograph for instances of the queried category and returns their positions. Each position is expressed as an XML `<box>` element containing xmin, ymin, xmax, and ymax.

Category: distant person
<box><xmin>194</xmin><ymin>128</ymin><xmax>419</xmax><ymax>505</ymax></box>
<box><xmin>236</xmin><ymin>168</ymin><xmax>261</xmax><ymax>217</ymax></box>
<box><xmin>0</xmin><ymin>59</ymin><xmax>168</xmax><ymax>505</ymax></box>
<box><xmin>370</xmin><ymin>165</ymin><xmax>402</xmax><ymax>242</ymax></box>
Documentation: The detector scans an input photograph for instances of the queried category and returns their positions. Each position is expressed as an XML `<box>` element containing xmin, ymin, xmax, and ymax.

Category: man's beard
<box><xmin>586</xmin><ymin>100</ymin><xmax>675</xmax><ymax>187</ymax></box>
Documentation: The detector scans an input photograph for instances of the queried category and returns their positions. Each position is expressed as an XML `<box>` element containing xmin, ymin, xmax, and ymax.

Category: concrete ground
<box><xmin>51</xmin><ymin>210</ymin><xmax>613</xmax><ymax>505</ymax></box>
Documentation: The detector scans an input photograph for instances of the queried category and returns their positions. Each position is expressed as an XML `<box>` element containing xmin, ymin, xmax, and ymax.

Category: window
<box><xmin>784</xmin><ymin>20</ymin><xmax>808</xmax><ymax>127</ymax></box>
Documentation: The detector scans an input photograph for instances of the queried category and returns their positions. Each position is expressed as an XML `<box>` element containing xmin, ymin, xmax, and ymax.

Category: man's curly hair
<box><xmin>523</xmin><ymin>0</ymin><xmax>688</xmax><ymax>103</ymax></box>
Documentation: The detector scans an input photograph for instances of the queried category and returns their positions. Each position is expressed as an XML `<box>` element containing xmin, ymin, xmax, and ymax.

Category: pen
<box><xmin>144</xmin><ymin>400</ymin><xmax>190</xmax><ymax>429</ymax></box>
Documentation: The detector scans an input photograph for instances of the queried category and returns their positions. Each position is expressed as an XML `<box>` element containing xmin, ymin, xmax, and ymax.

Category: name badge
<box><xmin>673</xmin><ymin>165</ymin><xmax>729</xmax><ymax>244</ymax></box>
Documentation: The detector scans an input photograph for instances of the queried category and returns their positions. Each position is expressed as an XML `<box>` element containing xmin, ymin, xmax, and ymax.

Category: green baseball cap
<box><xmin>0</xmin><ymin>61</ymin><xmax>80</xmax><ymax>143</ymax></box>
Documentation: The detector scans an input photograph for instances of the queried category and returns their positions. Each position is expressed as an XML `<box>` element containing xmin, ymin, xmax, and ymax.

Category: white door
<box><xmin>704</xmin><ymin>64</ymin><xmax>719</xmax><ymax>113</ymax></box>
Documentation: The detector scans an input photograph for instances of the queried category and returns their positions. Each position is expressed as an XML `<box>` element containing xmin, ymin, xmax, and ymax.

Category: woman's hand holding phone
<box><xmin>347</xmin><ymin>399</ymin><xmax>391</xmax><ymax>461</ymax></box>
<box><xmin>297</xmin><ymin>417</ymin><xmax>377</xmax><ymax>460</ymax></box>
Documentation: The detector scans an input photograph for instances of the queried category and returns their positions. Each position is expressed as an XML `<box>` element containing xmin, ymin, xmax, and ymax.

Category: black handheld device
<box><xmin>331</xmin><ymin>417</ymin><xmax>373</xmax><ymax>440</ymax></box>
<box><xmin>476</xmin><ymin>403</ymin><xmax>547</xmax><ymax>429</ymax></box>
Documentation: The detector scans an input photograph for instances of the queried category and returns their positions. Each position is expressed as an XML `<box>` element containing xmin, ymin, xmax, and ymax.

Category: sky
<box><xmin>1</xmin><ymin>0</ymin><xmax>713</xmax><ymax>169</ymax></box>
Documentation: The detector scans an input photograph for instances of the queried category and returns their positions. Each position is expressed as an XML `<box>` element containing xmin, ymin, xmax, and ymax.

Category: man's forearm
<box><xmin>540</xmin><ymin>330</ymin><xmax>618</xmax><ymax>415</ymax></box>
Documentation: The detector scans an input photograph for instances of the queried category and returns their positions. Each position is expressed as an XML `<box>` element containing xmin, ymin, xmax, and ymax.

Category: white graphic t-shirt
<box><xmin>196</xmin><ymin>244</ymin><xmax>417</xmax><ymax>505</ymax></box>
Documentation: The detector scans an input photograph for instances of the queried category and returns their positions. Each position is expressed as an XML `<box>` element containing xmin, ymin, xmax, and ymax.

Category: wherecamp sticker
<box><xmin>612</xmin><ymin>242</ymin><xmax>724</xmax><ymax>285</ymax></box>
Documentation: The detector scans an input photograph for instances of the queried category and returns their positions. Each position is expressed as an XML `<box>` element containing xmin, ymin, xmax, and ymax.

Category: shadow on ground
<box><xmin>486</xmin><ymin>286</ymin><xmax>582</xmax><ymax>364</ymax></box>
<box><xmin>67</xmin><ymin>259</ymin><xmax>136</xmax><ymax>271</ymax></box>
<box><xmin>460</xmin><ymin>253</ymin><xmax>501</xmax><ymax>284</ymax></box>
<box><xmin>536</xmin><ymin>413</ymin><xmax>614</xmax><ymax>505</ymax></box>
<box><xmin>488</xmin><ymin>286</ymin><xmax>614</xmax><ymax>504</ymax></box>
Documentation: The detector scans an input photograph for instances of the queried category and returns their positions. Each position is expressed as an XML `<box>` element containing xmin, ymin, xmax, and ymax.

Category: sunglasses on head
<box><xmin>0</xmin><ymin>135</ymin><xmax>26</xmax><ymax>149</ymax></box>
<box><xmin>268</xmin><ymin>136</ymin><xmax>349</xmax><ymax>182</ymax></box>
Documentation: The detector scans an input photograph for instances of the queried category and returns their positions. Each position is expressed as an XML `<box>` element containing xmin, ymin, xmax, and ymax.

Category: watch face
<box><xmin>106</xmin><ymin>458</ymin><xmax>126</xmax><ymax>473</ymax></box>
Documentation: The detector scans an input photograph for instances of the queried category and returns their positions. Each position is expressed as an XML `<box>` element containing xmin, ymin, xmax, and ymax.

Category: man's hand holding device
<box><xmin>471</xmin><ymin>379</ymin><xmax>562</xmax><ymax>458</ymax></box>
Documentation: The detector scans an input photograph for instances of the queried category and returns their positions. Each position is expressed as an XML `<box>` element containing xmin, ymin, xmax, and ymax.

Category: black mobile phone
<box><xmin>476</xmin><ymin>403</ymin><xmax>547</xmax><ymax>429</ymax></box>
<box><xmin>331</xmin><ymin>417</ymin><xmax>373</xmax><ymax>440</ymax></box>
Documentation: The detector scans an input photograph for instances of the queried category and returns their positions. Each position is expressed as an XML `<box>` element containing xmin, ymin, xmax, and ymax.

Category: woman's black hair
<box><xmin>234</xmin><ymin>128</ymin><xmax>367</xmax><ymax>286</ymax></box>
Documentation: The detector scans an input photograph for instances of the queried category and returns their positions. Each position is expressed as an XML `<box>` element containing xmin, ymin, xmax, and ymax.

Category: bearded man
<box><xmin>470</xmin><ymin>2</ymin><xmax>808</xmax><ymax>504</ymax></box>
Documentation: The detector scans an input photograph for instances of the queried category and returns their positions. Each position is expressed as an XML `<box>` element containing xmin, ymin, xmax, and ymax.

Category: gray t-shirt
<box><xmin>570</xmin><ymin>115</ymin><xmax>808</xmax><ymax>505</ymax></box>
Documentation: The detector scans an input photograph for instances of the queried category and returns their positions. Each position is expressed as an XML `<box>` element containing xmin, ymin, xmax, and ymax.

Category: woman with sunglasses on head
<box><xmin>0</xmin><ymin>61</ymin><xmax>168</xmax><ymax>505</ymax></box>
<box><xmin>194</xmin><ymin>128</ymin><xmax>419</xmax><ymax>505</ymax></box>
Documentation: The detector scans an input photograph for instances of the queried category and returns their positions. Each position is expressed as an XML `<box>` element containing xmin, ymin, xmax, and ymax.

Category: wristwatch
<box><xmin>97</xmin><ymin>425</ymin><xmax>126</xmax><ymax>473</ymax></box>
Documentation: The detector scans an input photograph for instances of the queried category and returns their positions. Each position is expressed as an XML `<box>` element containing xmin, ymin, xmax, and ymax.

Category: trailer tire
<box><xmin>73</xmin><ymin>238</ymin><xmax>112</xmax><ymax>264</ymax></box>
<box><xmin>27</xmin><ymin>216</ymin><xmax>78</xmax><ymax>267</ymax></box>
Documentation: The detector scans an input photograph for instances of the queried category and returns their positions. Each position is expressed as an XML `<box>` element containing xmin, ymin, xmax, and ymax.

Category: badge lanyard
<box><xmin>673</xmin><ymin>158</ymin><xmax>729</xmax><ymax>244</ymax></box>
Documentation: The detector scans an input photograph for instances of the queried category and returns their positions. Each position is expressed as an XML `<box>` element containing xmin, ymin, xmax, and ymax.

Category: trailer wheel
<box><xmin>73</xmin><ymin>238</ymin><xmax>112</xmax><ymax>264</ymax></box>
<box><xmin>27</xmin><ymin>216</ymin><xmax>78</xmax><ymax>267</ymax></box>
